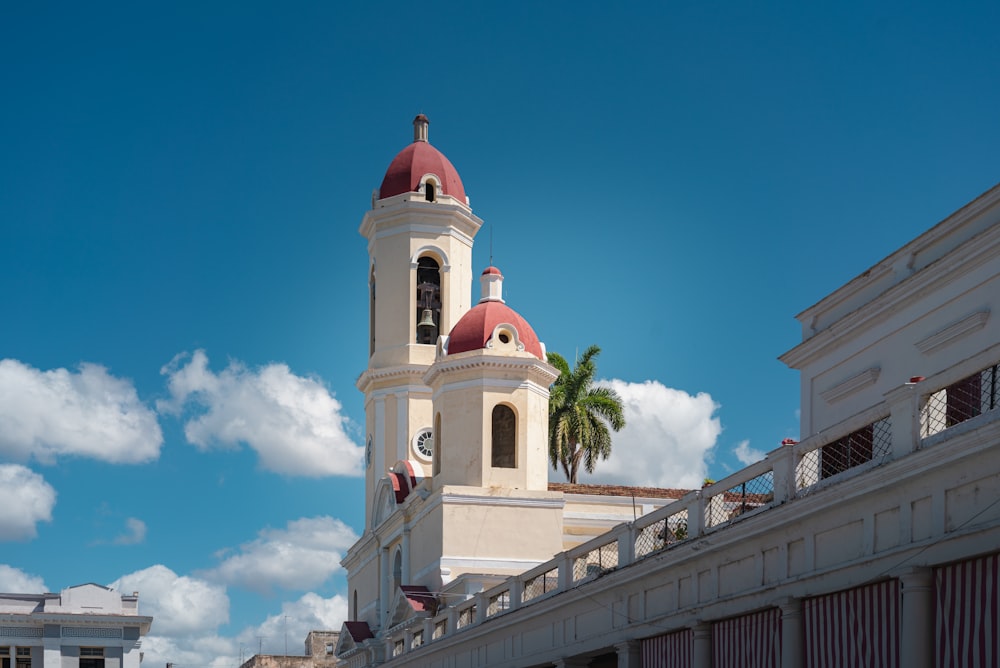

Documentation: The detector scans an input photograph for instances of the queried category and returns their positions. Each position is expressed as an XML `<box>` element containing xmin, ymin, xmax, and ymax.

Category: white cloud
<box><xmin>0</xmin><ymin>359</ymin><xmax>162</xmax><ymax>465</ymax></box>
<box><xmin>0</xmin><ymin>465</ymin><xmax>56</xmax><ymax>541</ymax></box>
<box><xmin>239</xmin><ymin>593</ymin><xmax>348</xmax><ymax>655</ymax></box>
<box><xmin>733</xmin><ymin>440</ymin><xmax>766</xmax><ymax>466</ymax></box>
<box><xmin>110</xmin><ymin>565</ymin><xmax>229</xmax><ymax>636</ymax></box>
<box><xmin>159</xmin><ymin>351</ymin><xmax>361</xmax><ymax>477</ymax></box>
<box><xmin>0</xmin><ymin>565</ymin><xmax>47</xmax><ymax>592</ymax></box>
<box><xmin>573</xmin><ymin>379</ymin><xmax>721</xmax><ymax>489</ymax></box>
<box><xmin>205</xmin><ymin>516</ymin><xmax>357</xmax><ymax>593</ymax></box>
<box><xmin>138</xmin><ymin>633</ymin><xmax>236</xmax><ymax>668</ymax></box>
<box><xmin>114</xmin><ymin>518</ymin><xmax>147</xmax><ymax>545</ymax></box>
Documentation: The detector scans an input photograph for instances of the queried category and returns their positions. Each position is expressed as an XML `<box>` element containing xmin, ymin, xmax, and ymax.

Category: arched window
<box><xmin>416</xmin><ymin>257</ymin><xmax>441</xmax><ymax>344</ymax></box>
<box><xmin>492</xmin><ymin>405</ymin><xmax>516</xmax><ymax>468</ymax></box>
<box><xmin>392</xmin><ymin>549</ymin><xmax>403</xmax><ymax>592</ymax></box>
<box><xmin>433</xmin><ymin>413</ymin><xmax>442</xmax><ymax>476</ymax></box>
<box><xmin>425</xmin><ymin>181</ymin><xmax>436</xmax><ymax>202</ymax></box>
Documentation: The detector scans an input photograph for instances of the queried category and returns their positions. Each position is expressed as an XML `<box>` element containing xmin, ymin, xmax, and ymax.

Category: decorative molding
<box><xmin>62</xmin><ymin>627</ymin><xmax>123</xmax><ymax>638</ymax></box>
<box><xmin>915</xmin><ymin>310</ymin><xmax>990</xmax><ymax>356</ymax></box>
<box><xmin>441</xmin><ymin>494</ymin><xmax>565</xmax><ymax>510</ymax></box>
<box><xmin>0</xmin><ymin>627</ymin><xmax>43</xmax><ymax>638</ymax></box>
<box><xmin>820</xmin><ymin>368</ymin><xmax>881</xmax><ymax>404</ymax></box>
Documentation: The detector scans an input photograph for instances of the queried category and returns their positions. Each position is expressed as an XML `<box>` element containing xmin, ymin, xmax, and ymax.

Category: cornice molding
<box><xmin>422</xmin><ymin>354</ymin><xmax>558</xmax><ymax>388</ymax></box>
<box><xmin>781</xmin><ymin>221</ymin><xmax>1000</xmax><ymax>369</ymax></box>
<box><xmin>356</xmin><ymin>365</ymin><xmax>432</xmax><ymax>393</ymax></box>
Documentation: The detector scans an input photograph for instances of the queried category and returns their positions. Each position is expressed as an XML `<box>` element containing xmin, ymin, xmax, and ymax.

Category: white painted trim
<box><xmin>820</xmin><ymin>367</ymin><xmax>881</xmax><ymax>404</ymax></box>
<box><xmin>915</xmin><ymin>310</ymin><xmax>990</xmax><ymax>355</ymax></box>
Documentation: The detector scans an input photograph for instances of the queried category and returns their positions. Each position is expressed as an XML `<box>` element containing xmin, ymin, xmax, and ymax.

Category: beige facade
<box><xmin>339</xmin><ymin>120</ymin><xmax>1000</xmax><ymax>668</ymax></box>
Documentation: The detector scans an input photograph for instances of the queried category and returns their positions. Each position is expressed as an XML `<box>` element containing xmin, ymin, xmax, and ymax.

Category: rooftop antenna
<box><xmin>489</xmin><ymin>223</ymin><xmax>494</xmax><ymax>266</ymax></box>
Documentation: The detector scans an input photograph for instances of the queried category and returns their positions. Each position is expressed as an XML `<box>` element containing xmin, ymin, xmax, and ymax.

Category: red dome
<box><xmin>447</xmin><ymin>301</ymin><xmax>544</xmax><ymax>359</ymax></box>
<box><xmin>379</xmin><ymin>141</ymin><xmax>466</xmax><ymax>202</ymax></box>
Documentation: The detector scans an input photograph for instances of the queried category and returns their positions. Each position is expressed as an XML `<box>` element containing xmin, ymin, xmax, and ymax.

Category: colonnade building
<box><xmin>337</xmin><ymin>116</ymin><xmax>1000</xmax><ymax>668</ymax></box>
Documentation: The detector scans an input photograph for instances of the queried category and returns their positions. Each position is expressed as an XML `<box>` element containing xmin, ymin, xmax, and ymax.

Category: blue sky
<box><xmin>1</xmin><ymin>1</ymin><xmax>998</xmax><ymax>665</ymax></box>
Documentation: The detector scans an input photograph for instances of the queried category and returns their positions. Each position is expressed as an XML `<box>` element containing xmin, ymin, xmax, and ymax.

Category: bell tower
<box><xmin>356</xmin><ymin>115</ymin><xmax>483</xmax><ymax>530</ymax></box>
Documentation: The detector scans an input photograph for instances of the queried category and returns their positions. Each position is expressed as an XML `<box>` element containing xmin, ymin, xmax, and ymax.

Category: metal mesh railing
<box><xmin>921</xmin><ymin>365</ymin><xmax>999</xmax><ymax>438</ymax></box>
<box><xmin>522</xmin><ymin>567</ymin><xmax>558</xmax><ymax>602</ymax></box>
<box><xmin>392</xmin><ymin>639</ymin><xmax>404</xmax><ymax>657</ymax></box>
<box><xmin>635</xmin><ymin>507</ymin><xmax>689</xmax><ymax>559</ymax></box>
<box><xmin>796</xmin><ymin>417</ymin><xmax>892</xmax><ymax>488</ymax></box>
<box><xmin>706</xmin><ymin>470</ymin><xmax>775</xmax><ymax>527</ymax></box>
<box><xmin>432</xmin><ymin>619</ymin><xmax>447</xmax><ymax>640</ymax></box>
<box><xmin>486</xmin><ymin>590</ymin><xmax>509</xmax><ymax>618</ymax></box>
<box><xmin>411</xmin><ymin>630</ymin><xmax>423</xmax><ymax>648</ymax></box>
<box><xmin>572</xmin><ymin>540</ymin><xmax>618</xmax><ymax>582</ymax></box>
<box><xmin>456</xmin><ymin>604</ymin><xmax>476</xmax><ymax>629</ymax></box>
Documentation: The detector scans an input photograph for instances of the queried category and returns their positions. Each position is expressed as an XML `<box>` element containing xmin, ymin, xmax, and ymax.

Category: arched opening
<box><xmin>492</xmin><ymin>404</ymin><xmax>516</xmax><ymax>468</ymax></box>
<box><xmin>416</xmin><ymin>256</ymin><xmax>441</xmax><ymax>344</ymax></box>
<box><xmin>352</xmin><ymin>590</ymin><xmax>357</xmax><ymax>620</ymax></box>
<box><xmin>425</xmin><ymin>181</ymin><xmax>437</xmax><ymax>202</ymax></box>
<box><xmin>433</xmin><ymin>412</ymin><xmax>442</xmax><ymax>476</ymax></box>
<box><xmin>392</xmin><ymin>549</ymin><xmax>403</xmax><ymax>592</ymax></box>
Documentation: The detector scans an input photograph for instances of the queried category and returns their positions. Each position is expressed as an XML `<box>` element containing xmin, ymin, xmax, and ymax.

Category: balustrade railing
<box><xmin>383</xmin><ymin>380</ymin><xmax>999</xmax><ymax>661</ymax></box>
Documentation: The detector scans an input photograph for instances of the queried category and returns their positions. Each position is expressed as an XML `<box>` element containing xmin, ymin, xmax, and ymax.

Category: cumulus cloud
<box><xmin>138</xmin><ymin>632</ymin><xmax>236</xmax><ymax>668</ymax></box>
<box><xmin>0</xmin><ymin>465</ymin><xmax>56</xmax><ymax>541</ymax></box>
<box><xmin>573</xmin><ymin>379</ymin><xmax>721</xmax><ymax>489</ymax></box>
<box><xmin>0</xmin><ymin>359</ymin><xmax>162</xmax><ymax>465</ymax></box>
<box><xmin>113</xmin><ymin>517</ymin><xmax>147</xmax><ymax>545</ymax></box>
<box><xmin>110</xmin><ymin>565</ymin><xmax>229</xmax><ymax>636</ymax></box>
<box><xmin>0</xmin><ymin>564</ymin><xmax>47</xmax><ymax>592</ymax></box>
<box><xmin>733</xmin><ymin>440</ymin><xmax>766</xmax><ymax>466</ymax></box>
<box><xmin>205</xmin><ymin>516</ymin><xmax>357</xmax><ymax>593</ymax></box>
<box><xmin>158</xmin><ymin>351</ymin><xmax>361</xmax><ymax>477</ymax></box>
<box><xmin>239</xmin><ymin>592</ymin><xmax>348</xmax><ymax>655</ymax></box>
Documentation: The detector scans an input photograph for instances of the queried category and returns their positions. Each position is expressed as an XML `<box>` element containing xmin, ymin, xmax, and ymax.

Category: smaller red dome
<box><xmin>482</xmin><ymin>266</ymin><xmax>502</xmax><ymax>276</ymax></box>
<box><xmin>447</xmin><ymin>301</ymin><xmax>544</xmax><ymax>359</ymax></box>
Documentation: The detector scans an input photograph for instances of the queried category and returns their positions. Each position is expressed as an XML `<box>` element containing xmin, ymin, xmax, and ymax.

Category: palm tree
<box><xmin>547</xmin><ymin>345</ymin><xmax>626</xmax><ymax>483</ymax></box>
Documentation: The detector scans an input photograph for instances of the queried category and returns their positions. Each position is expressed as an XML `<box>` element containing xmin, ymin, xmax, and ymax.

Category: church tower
<box><xmin>356</xmin><ymin>115</ymin><xmax>483</xmax><ymax>529</ymax></box>
<box><xmin>343</xmin><ymin>117</ymin><xmax>563</xmax><ymax>640</ymax></box>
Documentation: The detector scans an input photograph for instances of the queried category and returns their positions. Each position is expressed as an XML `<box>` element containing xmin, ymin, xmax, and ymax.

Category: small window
<box><xmin>413</xmin><ymin>428</ymin><xmax>433</xmax><ymax>461</ymax></box>
<box><xmin>80</xmin><ymin>648</ymin><xmax>103</xmax><ymax>668</ymax></box>
<box><xmin>492</xmin><ymin>405</ymin><xmax>516</xmax><ymax>468</ymax></box>
<box><xmin>325</xmin><ymin>643</ymin><xmax>334</xmax><ymax>655</ymax></box>
<box><xmin>425</xmin><ymin>182</ymin><xmax>436</xmax><ymax>202</ymax></box>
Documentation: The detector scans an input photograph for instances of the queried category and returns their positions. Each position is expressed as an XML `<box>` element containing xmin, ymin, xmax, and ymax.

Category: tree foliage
<box><xmin>547</xmin><ymin>345</ymin><xmax>626</xmax><ymax>484</ymax></box>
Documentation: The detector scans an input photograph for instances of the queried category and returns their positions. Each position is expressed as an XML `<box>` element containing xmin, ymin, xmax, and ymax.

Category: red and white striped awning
<box><xmin>640</xmin><ymin>629</ymin><xmax>690</xmax><ymax>668</ymax></box>
<box><xmin>936</xmin><ymin>552</ymin><xmax>999</xmax><ymax>668</ymax></box>
<box><xmin>713</xmin><ymin>608</ymin><xmax>781</xmax><ymax>668</ymax></box>
<box><xmin>804</xmin><ymin>579</ymin><xmax>899</xmax><ymax>667</ymax></box>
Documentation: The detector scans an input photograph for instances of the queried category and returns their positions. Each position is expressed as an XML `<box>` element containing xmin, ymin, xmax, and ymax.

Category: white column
<box><xmin>615</xmin><ymin>640</ymin><xmax>641</xmax><ymax>668</ymax></box>
<box><xmin>779</xmin><ymin>597</ymin><xmax>804</xmax><ymax>668</ymax></box>
<box><xmin>374</xmin><ymin>396</ymin><xmax>386</xmax><ymax>476</ymax></box>
<box><xmin>401</xmin><ymin>529</ymin><xmax>411</xmax><ymax>584</ymax></box>
<box><xmin>396</xmin><ymin>391</ymin><xmax>408</xmax><ymax>463</ymax></box>
<box><xmin>692</xmin><ymin>622</ymin><xmax>713</xmax><ymax>668</ymax></box>
<box><xmin>378</xmin><ymin>547</ymin><xmax>390</xmax><ymax>628</ymax></box>
<box><xmin>899</xmin><ymin>568</ymin><xmax>934</xmax><ymax>668</ymax></box>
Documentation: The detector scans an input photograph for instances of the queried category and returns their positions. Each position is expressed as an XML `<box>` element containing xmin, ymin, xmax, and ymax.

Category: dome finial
<box><xmin>413</xmin><ymin>114</ymin><xmax>429</xmax><ymax>143</ymax></box>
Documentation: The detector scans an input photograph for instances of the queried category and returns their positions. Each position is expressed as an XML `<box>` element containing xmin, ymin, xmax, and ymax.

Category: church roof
<box><xmin>379</xmin><ymin>114</ymin><xmax>466</xmax><ymax>202</ymax></box>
